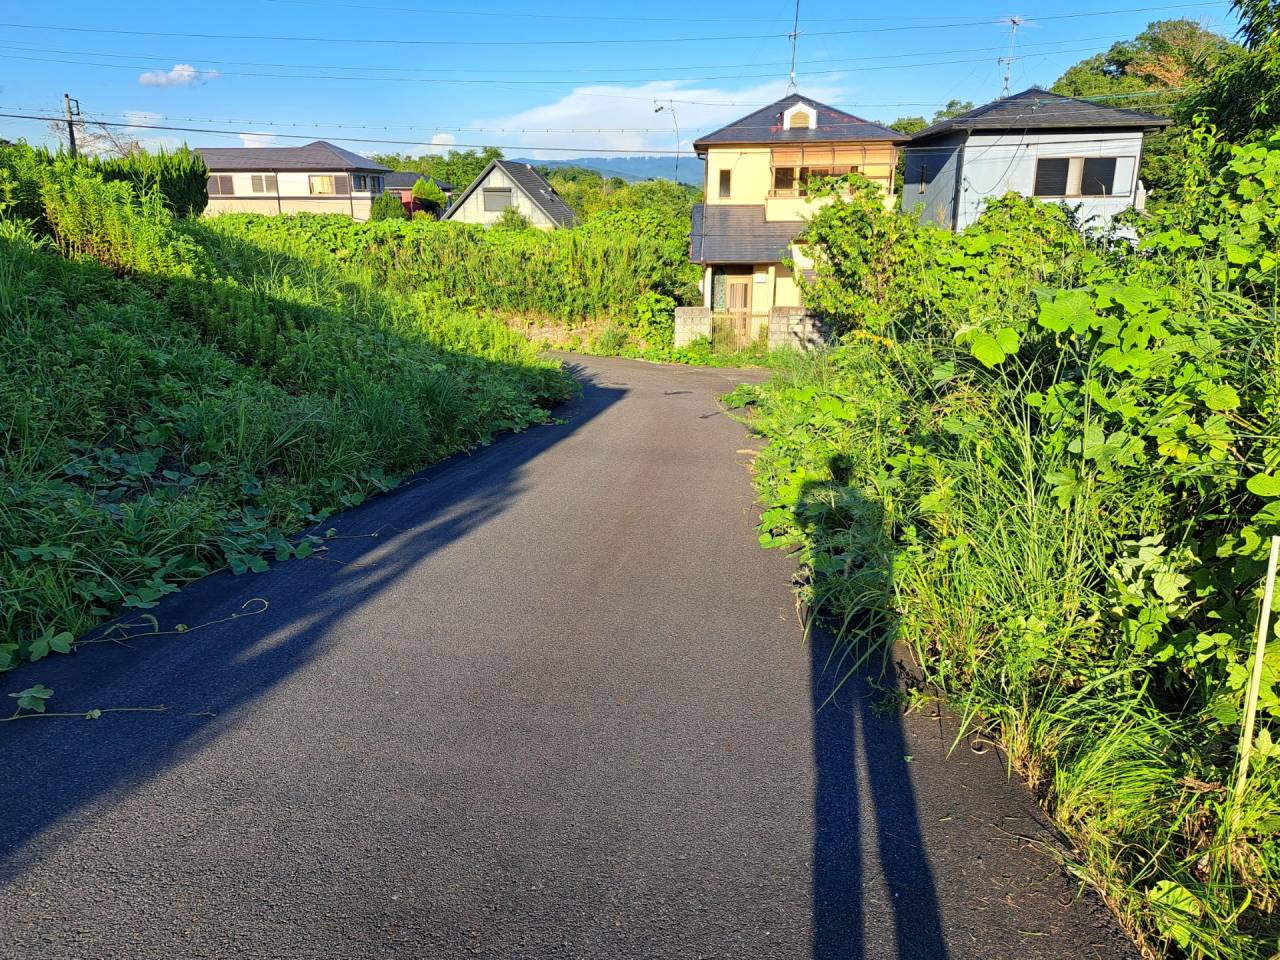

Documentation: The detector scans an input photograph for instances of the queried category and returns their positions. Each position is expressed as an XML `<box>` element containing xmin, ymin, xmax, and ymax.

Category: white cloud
<box><xmin>469</xmin><ymin>79</ymin><xmax>850</xmax><ymax>159</ymax></box>
<box><xmin>238</xmin><ymin>131</ymin><xmax>278</xmax><ymax>148</ymax></box>
<box><xmin>138</xmin><ymin>63</ymin><xmax>218</xmax><ymax>88</ymax></box>
<box><xmin>412</xmin><ymin>132</ymin><xmax>457</xmax><ymax>155</ymax></box>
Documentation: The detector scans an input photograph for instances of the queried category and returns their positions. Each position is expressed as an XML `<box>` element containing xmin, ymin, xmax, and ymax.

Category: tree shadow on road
<box><xmin>0</xmin><ymin>362</ymin><xmax>623</xmax><ymax>883</ymax></box>
<box><xmin>804</xmin><ymin>477</ymin><xmax>949</xmax><ymax>960</ymax></box>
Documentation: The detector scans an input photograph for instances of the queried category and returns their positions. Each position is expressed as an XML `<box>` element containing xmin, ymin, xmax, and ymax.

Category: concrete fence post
<box><xmin>674</xmin><ymin>307</ymin><xmax>713</xmax><ymax>348</ymax></box>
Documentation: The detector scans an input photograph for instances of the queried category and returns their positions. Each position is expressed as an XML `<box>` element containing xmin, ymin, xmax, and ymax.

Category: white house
<box><xmin>197</xmin><ymin>141</ymin><xmax>391</xmax><ymax>220</ymax></box>
<box><xmin>443</xmin><ymin>159</ymin><xmax>575</xmax><ymax>230</ymax></box>
<box><xmin>901</xmin><ymin>89</ymin><xmax>1172</xmax><ymax>232</ymax></box>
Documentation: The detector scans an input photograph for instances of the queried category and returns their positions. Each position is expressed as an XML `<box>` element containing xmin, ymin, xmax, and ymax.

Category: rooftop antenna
<box><xmin>998</xmin><ymin>15</ymin><xmax>1024</xmax><ymax>97</ymax></box>
<box><xmin>786</xmin><ymin>0</ymin><xmax>800</xmax><ymax>94</ymax></box>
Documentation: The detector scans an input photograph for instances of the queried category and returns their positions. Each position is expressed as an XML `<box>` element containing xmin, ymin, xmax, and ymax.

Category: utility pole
<box><xmin>63</xmin><ymin>93</ymin><xmax>80</xmax><ymax>159</ymax></box>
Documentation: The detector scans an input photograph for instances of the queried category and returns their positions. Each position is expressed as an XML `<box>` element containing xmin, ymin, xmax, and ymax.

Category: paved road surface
<box><xmin>0</xmin><ymin>355</ymin><xmax>1134</xmax><ymax>959</ymax></box>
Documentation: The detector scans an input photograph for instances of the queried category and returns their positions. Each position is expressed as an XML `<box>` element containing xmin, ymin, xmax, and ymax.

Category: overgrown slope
<box><xmin>0</xmin><ymin>146</ymin><xmax>574</xmax><ymax>669</ymax></box>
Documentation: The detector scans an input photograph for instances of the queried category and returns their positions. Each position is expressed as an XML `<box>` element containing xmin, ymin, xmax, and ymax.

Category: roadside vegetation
<box><xmin>729</xmin><ymin>6</ymin><xmax>1280</xmax><ymax>954</ymax></box>
<box><xmin>0</xmin><ymin>144</ymin><xmax>573</xmax><ymax>674</ymax></box>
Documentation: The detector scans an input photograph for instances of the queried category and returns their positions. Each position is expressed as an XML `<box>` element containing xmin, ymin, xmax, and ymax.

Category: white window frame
<box><xmin>1032</xmin><ymin>155</ymin><xmax>1132</xmax><ymax>199</ymax></box>
<box><xmin>249</xmin><ymin>174</ymin><xmax>277</xmax><ymax>194</ymax></box>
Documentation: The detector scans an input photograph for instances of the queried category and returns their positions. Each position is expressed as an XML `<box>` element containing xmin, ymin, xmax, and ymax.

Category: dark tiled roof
<box><xmin>383</xmin><ymin>172</ymin><xmax>455</xmax><ymax>192</ymax></box>
<box><xmin>444</xmin><ymin>159</ymin><xmax>576</xmax><ymax>227</ymax></box>
<box><xmin>693</xmin><ymin>93</ymin><xmax>908</xmax><ymax>150</ymax></box>
<box><xmin>689</xmin><ymin>204</ymin><xmax>803</xmax><ymax>264</ymax></box>
<box><xmin>196</xmin><ymin>140</ymin><xmax>390</xmax><ymax>172</ymax></box>
<box><xmin>910</xmin><ymin>88</ymin><xmax>1173</xmax><ymax>142</ymax></box>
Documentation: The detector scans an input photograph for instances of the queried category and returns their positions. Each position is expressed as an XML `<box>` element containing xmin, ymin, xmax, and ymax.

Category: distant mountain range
<box><xmin>512</xmin><ymin>155</ymin><xmax>703</xmax><ymax>186</ymax></box>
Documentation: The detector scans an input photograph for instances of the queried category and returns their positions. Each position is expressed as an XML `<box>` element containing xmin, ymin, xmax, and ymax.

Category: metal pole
<box><xmin>63</xmin><ymin>93</ymin><xmax>79</xmax><ymax>159</ymax></box>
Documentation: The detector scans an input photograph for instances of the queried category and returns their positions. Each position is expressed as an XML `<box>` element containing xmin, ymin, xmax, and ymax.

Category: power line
<box><xmin>0</xmin><ymin>4</ymin><xmax>1230</xmax><ymax>47</ymax></box>
<box><xmin>0</xmin><ymin>109</ymin><xmax>1180</xmax><ymax>157</ymax></box>
<box><xmin>0</xmin><ymin>29</ymin><xmax>1167</xmax><ymax>76</ymax></box>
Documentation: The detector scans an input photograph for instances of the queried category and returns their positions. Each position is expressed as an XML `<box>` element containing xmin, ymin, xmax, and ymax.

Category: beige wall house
<box><xmin>690</xmin><ymin>93</ymin><xmax>906</xmax><ymax>340</ymax></box>
<box><xmin>197</xmin><ymin>141</ymin><xmax>391</xmax><ymax>220</ymax></box>
<box><xmin>443</xmin><ymin>159</ymin><xmax>575</xmax><ymax>230</ymax></box>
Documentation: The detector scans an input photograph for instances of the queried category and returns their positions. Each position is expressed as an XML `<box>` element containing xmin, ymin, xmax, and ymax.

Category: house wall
<box><xmin>447</xmin><ymin>167</ymin><xmax>558</xmax><ymax>229</ymax></box>
<box><xmin>901</xmin><ymin>131</ymin><xmax>968</xmax><ymax>229</ymax></box>
<box><xmin>703</xmin><ymin>143</ymin><xmax>897</xmax><ymax>217</ymax></box>
<box><xmin>943</xmin><ymin>130</ymin><xmax>1145</xmax><ymax>231</ymax></box>
<box><xmin>203</xmin><ymin>170</ymin><xmax>380</xmax><ymax>220</ymax></box>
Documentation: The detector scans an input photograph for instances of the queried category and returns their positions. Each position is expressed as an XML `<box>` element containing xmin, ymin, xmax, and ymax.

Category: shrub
<box><xmin>369</xmin><ymin>189</ymin><xmax>409</xmax><ymax>221</ymax></box>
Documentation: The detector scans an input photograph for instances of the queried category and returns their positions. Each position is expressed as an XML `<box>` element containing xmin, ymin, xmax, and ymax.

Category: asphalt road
<box><xmin>0</xmin><ymin>355</ymin><xmax>1135</xmax><ymax>960</ymax></box>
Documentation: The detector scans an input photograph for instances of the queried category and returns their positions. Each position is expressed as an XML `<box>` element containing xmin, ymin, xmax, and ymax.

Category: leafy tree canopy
<box><xmin>370</xmin><ymin>147</ymin><xmax>503</xmax><ymax>191</ymax></box>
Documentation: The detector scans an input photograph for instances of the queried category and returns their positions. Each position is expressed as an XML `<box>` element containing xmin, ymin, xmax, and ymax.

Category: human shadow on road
<box><xmin>804</xmin><ymin>478</ymin><xmax>949</xmax><ymax>960</ymax></box>
<box><xmin>0</xmin><ymin>361</ymin><xmax>622</xmax><ymax>881</ymax></box>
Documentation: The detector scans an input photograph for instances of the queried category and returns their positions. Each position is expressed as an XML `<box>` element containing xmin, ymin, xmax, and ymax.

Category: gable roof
<box><xmin>689</xmin><ymin>204</ymin><xmax>804</xmax><ymax>265</ymax></box>
<box><xmin>443</xmin><ymin>159</ymin><xmax>576</xmax><ymax>227</ymax></box>
<box><xmin>910</xmin><ymin>89</ymin><xmax>1173</xmax><ymax>143</ymax></box>
<box><xmin>693</xmin><ymin>93</ymin><xmax>908</xmax><ymax>150</ymax></box>
<box><xmin>383</xmin><ymin>172</ymin><xmax>455</xmax><ymax>192</ymax></box>
<box><xmin>197</xmin><ymin>140</ymin><xmax>390</xmax><ymax>173</ymax></box>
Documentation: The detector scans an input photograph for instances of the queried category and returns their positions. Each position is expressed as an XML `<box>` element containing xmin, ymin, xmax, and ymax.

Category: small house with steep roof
<box><xmin>442</xmin><ymin>159</ymin><xmax>576</xmax><ymax>230</ymax></box>
<box><xmin>902</xmin><ymin>88</ymin><xmax>1172</xmax><ymax>231</ymax></box>
<box><xmin>196</xmin><ymin>140</ymin><xmax>391</xmax><ymax>220</ymax></box>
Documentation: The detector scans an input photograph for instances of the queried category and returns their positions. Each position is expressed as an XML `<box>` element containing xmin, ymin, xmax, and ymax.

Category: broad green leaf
<box><xmin>1247</xmin><ymin>473</ymin><xmax>1280</xmax><ymax>498</ymax></box>
<box><xmin>969</xmin><ymin>332</ymin><xmax>1007</xmax><ymax>368</ymax></box>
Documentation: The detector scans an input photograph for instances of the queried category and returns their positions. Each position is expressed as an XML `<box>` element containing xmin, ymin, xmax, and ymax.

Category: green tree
<box><xmin>369</xmin><ymin>147</ymin><xmax>503</xmax><ymax>192</ymax></box>
<box><xmin>411</xmin><ymin>176</ymin><xmax>448</xmax><ymax>213</ymax></box>
<box><xmin>491</xmin><ymin>206</ymin><xmax>532</xmax><ymax>230</ymax></box>
<box><xmin>932</xmin><ymin>99</ymin><xmax>974</xmax><ymax>121</ymax></box>
<box><xmin>1186</xmin><ymin>1</ymin><xmax>1280</xmax><ymax>144</ymax></box>
<box><xmin>369</xmin><ymin>190</ymin><xmax>409</xmax><ymax>221</ymax></box>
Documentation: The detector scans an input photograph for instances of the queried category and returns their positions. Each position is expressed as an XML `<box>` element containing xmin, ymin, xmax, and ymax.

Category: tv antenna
<box><xmin>998</xmin><ymin>15</ymin><xmax>1024</xmax><ymax>97</ymax></box>
<box><xmin>786</xmin><ymin>0</ymin><xmax>800</xmax><ymax>93</ymax></box>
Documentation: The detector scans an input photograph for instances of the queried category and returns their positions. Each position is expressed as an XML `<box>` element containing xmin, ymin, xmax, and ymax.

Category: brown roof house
<box><xmin>682</xmin><ymin>92</ymin><xmax>907</xmax><ymax>348</ymax></box>
<box><xmin>197</xmin><ymin>141</ymin><xmax>392</xmax><ymax>220</ymax></box>
<box><xmin>902</xmin><ymin>89</ymin><xmax>1172</xmax><ymax>231</ymax></box>
<box><xmin>442</xmin><ymin>159</ymin><xmax>576</xmax><ymax>229</ymax></box>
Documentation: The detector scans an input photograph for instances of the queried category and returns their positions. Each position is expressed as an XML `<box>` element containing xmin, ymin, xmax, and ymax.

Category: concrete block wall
<box><xmin>674</xmin><ymin>307</ymin><xmax>712</xmax><ymax>348</ymax></box>
<box><xmin>768</xmin><ymin>307</ymin><xmax>829</xmax><ymax>350</ymax></box>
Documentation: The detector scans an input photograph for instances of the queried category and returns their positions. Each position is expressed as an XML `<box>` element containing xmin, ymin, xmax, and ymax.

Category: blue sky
<box><xmin>0</xmin><ymin>0</ymin><xmax>1241</xmax><ymax>160</ymax></box>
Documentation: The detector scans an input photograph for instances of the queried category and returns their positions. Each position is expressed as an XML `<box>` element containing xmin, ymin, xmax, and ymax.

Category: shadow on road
<box><xmin>804</xmin><ymin>474</ymin><xmax>949</xmax><ymax>960</ymax></box>
<box><xmin>0</xmin><ymin>362</ymin><xmax>623</xmax><ymax>882</ymax></box>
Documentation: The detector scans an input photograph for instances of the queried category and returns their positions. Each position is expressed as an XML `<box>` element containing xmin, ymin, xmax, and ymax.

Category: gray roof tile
<box><xmin>689</xmin><ymin>204</ymin><xmax>803</xmax><ymax>264</ymax></box>
<box><xmin>693</xmin><ymin>93</ymin><xmax>908</xmax><ymax>149</ymax></box>
<box><xmin>910</xmin><ymin>88</ymin><xmax>1172</xmax><ymax>142</ymax></box>
<box><xmin>196</xmin><ymin>140</ymin><xmax>390</xmax><ymax>172</ymax></box>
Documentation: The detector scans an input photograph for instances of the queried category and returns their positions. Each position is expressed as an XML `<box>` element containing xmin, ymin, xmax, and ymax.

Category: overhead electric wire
<box><xmin>0</xmin><ymin>30</ymin><xmax>1181</xmax><ymax>76</ymax></box>
<box><xmin>0</xmin><ymin>3</ymin><xmax>1229</xmax><ymax>47</ymax></box>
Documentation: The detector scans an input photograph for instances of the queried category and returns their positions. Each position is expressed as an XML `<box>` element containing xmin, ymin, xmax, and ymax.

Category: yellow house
<box><xmin>689</xmin><ymin>93</ymin><xmax>906</xmax><ymax>337</ymax></box>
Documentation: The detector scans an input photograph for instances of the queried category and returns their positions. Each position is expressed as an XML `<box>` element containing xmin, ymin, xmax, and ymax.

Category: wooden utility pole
<box><xmin>63</xmin><ymin>93</ymin><xmax>80</xmax><ymax>159</ymax></box>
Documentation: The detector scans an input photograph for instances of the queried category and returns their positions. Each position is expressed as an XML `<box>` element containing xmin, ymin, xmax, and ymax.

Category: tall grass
<box><xmin>0</xmin><ymin>144</ymin><xmax>574</xmax><ymax>670</ymax></box>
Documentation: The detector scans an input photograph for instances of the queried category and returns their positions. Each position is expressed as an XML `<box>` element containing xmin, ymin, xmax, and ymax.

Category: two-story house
<box><xmin>688</xmin><ymin>93</ymin><xmax>907</xmax><ymax>342</ymax></box>
<box><xmin>197</xmin><ymin>141</ymin><xmax>391</xmax><ymax>220</ymax></box>
<box><xmin>901</xmin><ymin>89</ymin><xmax>1171</xmax><ymax>231</ymax></box>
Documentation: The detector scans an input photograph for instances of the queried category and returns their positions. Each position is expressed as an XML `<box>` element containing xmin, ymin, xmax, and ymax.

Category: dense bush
<box><xmin>0</xmin><ymin>145</ymin><xmax>574</xmax><ymax>671</ymax></box>
<box><xmin>369</xmin><ymin>189</ymin><xmax>409</xmax><ymax>221</ymax></box>
<box><xmin>210</xmin><ymin>209</ymin><xmax>699</xmax><ymax>324</ymax></box>
<box><xmin>732</xmin><ymin>143</ymin><xmax>1280</xmax><ymax>956</ymax></box>
<box><xmin>86</xmin><ymin>147</ymin><xmax>209</xmax><ymax>218</ymax></box>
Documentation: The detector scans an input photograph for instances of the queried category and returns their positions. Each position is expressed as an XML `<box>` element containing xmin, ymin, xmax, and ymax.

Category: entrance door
<box><xmin>717</xmin><ymin>275</ymin><xmax>753</xmax><ymax>349</ymax></box>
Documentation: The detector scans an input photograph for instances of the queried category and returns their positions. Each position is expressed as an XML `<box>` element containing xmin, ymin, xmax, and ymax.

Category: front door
<box><xmin>718</xmin><ymin>275</ymin><xmax>753</xmax><ymax>349</ymax></box>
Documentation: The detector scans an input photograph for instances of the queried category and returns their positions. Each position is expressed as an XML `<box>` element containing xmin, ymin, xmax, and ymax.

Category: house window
<box><xmin>208</xmin><ymin>174</ymin><xmax>234</xmax><ymax>196</ymax></box>
<box><xmin>773</xmin><ymin>167</ymin><xmax>794</xmax><ymax>192</ymax></box>
<box><xmin>370</xmin><ymin>176</ymin><xmax>383</xmax><ymax>193</ymax></box>
<box><xmin>1033</xmin><ymin>158</ymin><xmax>1071</xmax><ymax>197</ymax></box>
<box><xmin>249</xmin><ymin>174</ymin><xmax>277</xmax><ymax>193</ymax></box>
<box><xmin>788</xmin><ymin>110</ymin><xmax>812</xmax><ymax>129</ymax></box>
<box><xmin>309</xmin><ymin>175</ymin><xmax>337</xmax><ymax>195</ymax></box>
<box><xmin>1080</xmin><ymin>157</ymin><xmax>1117</xmax><ymax>196</ymax></box>
<box><xmin>483</xmin><ymin>187</ymin><xmax>512</xmax><ymax>212</ymax></box>
<box><xmin>352</xmin><ymin>174</ymin><xmax>367</xmax><ymax>191</ymax></box>
<box><xmin>918</xmin><ymin>163</ymin><xmax>929</xmax><ymax>194</ymax></box>
<box><xmin>718</xmin><ymin>169</ymin><xmax>731</xmax><ymax>198</ymax></box>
